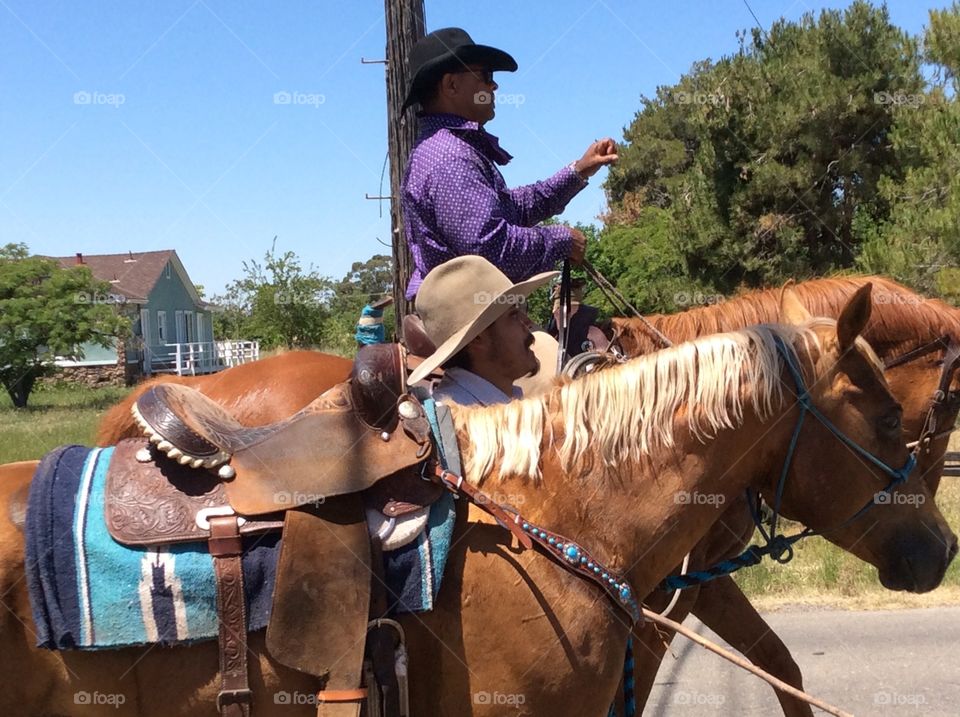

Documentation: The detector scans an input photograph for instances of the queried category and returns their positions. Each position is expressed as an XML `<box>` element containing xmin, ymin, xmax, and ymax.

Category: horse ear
<box><xmin>837</xmin><ymin>282</ymin><xmax>873</xmax><ymax>352</ymax></box>
<box><xmin>779</xmin><ymin>282</ymin><xmax>812</xmax><ymax>325</ymax></box>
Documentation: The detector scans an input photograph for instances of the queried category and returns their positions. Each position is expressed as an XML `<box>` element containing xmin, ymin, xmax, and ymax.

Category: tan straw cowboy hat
<box><xmin>407</xmin><ymin>256</ymin><xmax>557</xmax><ymax>384</ymax></box>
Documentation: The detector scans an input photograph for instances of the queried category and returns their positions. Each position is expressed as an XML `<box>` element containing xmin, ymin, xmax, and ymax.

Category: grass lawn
<box><xmin>0</xmin><ymin>382</ymin><xmax>132</xmax><ymax>463</ymax></box>
<box><xmin>2</xmin><ymin>381</ymin><xmax>958</xmax><ymax>609</ymax></box>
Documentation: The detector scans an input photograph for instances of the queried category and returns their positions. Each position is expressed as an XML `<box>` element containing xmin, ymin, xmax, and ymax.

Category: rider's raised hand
<box><xmin>573</xmin><ymin>138</ymin><xmax>619</xmax><ymax>180</ymax></box>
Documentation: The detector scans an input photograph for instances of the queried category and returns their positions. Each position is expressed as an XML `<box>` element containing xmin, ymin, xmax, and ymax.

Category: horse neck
<box><xmin>481</xmin><ymin>391</ymin><xmax>796</xmax><ymax>599</ymax></box>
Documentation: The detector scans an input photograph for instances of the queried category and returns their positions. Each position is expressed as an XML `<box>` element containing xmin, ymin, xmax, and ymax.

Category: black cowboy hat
<box><xmin>402</xmin><ymin>27</ymin><xmax>517</xmax><ymax>111</ymax></box>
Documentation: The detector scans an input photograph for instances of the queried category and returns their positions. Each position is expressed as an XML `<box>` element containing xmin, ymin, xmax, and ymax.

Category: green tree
<box><xmin>603</xmin><ymin>1</ymin><xmax>923</xmax><ymax>304</ymax></box>
<box><xmin>0</xmin><ymin>243</ymin><xmax>129</xmax><ymax>407</ymax></box>
<box><xmin>857</xmin><ymin>3</ymin><xmax>960</xmax><ymax>297</ymax></box>
<box><xmin>211</xmin><ymin>239</ymin><xmax>332</xmax><ymax>350</ymax></box>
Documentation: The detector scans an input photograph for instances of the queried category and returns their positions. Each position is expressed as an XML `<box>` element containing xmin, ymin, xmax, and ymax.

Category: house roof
<box><xmin>49</xmin><ymin>250</ymin><xmax>203</xmax><ymax>305</ymax></box>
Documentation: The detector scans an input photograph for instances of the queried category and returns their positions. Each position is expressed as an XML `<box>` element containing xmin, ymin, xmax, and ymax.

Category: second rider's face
<box><xmin>480</xmin><ymin>307</ymin><xmax>538</xmax><ymax>381</ymax></box>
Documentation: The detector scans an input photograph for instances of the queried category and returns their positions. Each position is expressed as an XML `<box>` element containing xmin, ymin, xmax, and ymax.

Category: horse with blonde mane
<box><xmin>91</xmin><ymin>275</ymin><xmax>960</xmax><ymax>715</ymax></box>
<box><xmin>0</xmin><ymin>286</ymin><xmax>955</xmax><ymax>715</ymax></box>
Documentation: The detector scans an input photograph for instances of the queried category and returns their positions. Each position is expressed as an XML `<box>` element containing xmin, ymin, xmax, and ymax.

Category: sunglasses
<box><xmin>454</xmin><ymin>67</ymin><xmax>495</xmax><ymax>84</ymax></box>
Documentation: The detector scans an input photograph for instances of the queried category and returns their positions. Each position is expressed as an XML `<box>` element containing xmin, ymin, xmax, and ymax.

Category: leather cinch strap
<box><xmin>209</xmin><ymin>515</ymin><xmax>253</xmax><ymax>717</ymax></box>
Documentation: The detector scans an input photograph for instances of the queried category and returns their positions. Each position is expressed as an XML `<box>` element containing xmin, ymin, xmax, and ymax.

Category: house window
<box><xmin>184</xmin><ymin>311</ymin><xmax>195</xmax><ymax>342</ymax></box>
<box><xmin>157</xmin><ymin>311</ymin><xmax>167</xmax><ymax>344</ymax></box>
<box><xmin>196</xmin><ymin>313</ymin><xmax>205</xmax><ymax>343</ymax></box>
<box><xmin>165</xmin><ymin>264</ymin><xmax>171</xmax><ymax>279</ymax></box>
<box><xmin>175</xmin><ymin>310</ymin><xmax>184</xmax><ymax>343</ymax></box>
<box><xmin>139</xmin><ymin>309</ymin><xmax>151</xmax><ymax>345</ymax></box>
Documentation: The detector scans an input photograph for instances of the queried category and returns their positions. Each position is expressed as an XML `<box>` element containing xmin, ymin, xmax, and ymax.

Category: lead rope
<box><xmin>641</xmin><ymin>609</ymin><xmax>854</xmax><ymax>717</ymax></box>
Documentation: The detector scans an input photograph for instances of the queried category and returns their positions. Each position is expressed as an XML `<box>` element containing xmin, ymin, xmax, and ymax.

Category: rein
<box><xmin>556</xmin><ymin>260</ymin><xmax>573</xmax><ymax>373</ymax></box>
<box><xmin>582</xmin><ymin>260</ymin><xmax>672</xmax><ymax>349</ymax></box>
<box><xmin>885</xmin><ymin>335</ymin><xmax>960</xmax><ymax>452</ymax></box>
<box><xmin>660</xmin><ymin>335</ymin><xmax>918</xmax><ymax>591</ymax></box>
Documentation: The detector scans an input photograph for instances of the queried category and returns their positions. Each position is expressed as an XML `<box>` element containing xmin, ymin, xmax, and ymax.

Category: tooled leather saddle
<box><xmin>105</xmin><ymin>343</ymin><xmax>444</xmax><ymax>717</ymax></box>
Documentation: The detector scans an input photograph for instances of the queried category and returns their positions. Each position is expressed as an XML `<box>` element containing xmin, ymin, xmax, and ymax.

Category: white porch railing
<box><xmin>216</xmin><ymin>340</ymin><xmax>260</xmax><ymax>368</ymax></box>
<box><xmin>146</xmin><ymin>340</ymin><xmax>260</xmax><ymax>376</ymax></box>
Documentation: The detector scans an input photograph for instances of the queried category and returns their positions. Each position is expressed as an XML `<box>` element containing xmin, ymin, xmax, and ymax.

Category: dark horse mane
<box><xmin>611</xmin><ymin>275</ymin><xmax>960</xmax><ymax>357</ymax></box>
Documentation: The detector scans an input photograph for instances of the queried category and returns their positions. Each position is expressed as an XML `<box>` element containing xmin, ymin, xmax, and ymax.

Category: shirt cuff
<box><xmin>565</xmin><ymin>162</ymin><xmax>589</xmax><ymax>186</ymax></box>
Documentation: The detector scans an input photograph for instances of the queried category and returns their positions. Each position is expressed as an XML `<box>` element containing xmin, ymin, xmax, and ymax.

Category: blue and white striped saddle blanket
<box><xmin>25</xmin><ymin>444</ymin><xmax>456</xmax><ymax>651</ymax></box>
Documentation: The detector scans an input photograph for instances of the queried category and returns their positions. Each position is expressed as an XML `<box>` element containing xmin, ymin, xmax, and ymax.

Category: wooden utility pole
<box><xmin>384</xmin><ymin>0</ymin><xmax>425</xmax><ymax>327</ymax></box>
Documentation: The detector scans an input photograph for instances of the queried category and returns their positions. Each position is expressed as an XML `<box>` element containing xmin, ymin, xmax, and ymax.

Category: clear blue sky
<box><xmin>0</xmin><ymin>1</ymin><xmax>940</xmax><ymax>295</ymax></box>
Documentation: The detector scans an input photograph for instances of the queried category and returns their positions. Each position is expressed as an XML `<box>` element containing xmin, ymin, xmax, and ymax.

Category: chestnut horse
<box><xmin>1</xmin><ymin>288</ymin><xmax>955</xmax><ymax>715</ymax></box>
<box><xmin>96</xmin><ymin>350</ymin><xmax>352</xmax><ymax>445</ymax></box>
<box><xmin>608</xmin><ymin>278</ymin><xmax>960</xmax><ymax>716</ymax></box>
<box><xmin>94</xmin><ymin>277</ymin><xmax>960</xmax><ymax>716</ymax></box>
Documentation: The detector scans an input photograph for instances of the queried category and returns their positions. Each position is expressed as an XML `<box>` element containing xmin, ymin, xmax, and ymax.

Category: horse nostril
<box><xmin>948</xmin><ymin>536</ymin><xmax>959</xmax><ymax>564</ymax></box>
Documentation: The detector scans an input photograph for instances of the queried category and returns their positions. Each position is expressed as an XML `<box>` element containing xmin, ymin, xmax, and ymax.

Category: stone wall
<box><xmin>53</xmin><ymin>363</ymin><xmax>127</xmax><ymax>388</ymax></box>
<box><xmin>45</xmin><ymin>337</ymin><xmax>140</xmax><ymax>388</ymax></box>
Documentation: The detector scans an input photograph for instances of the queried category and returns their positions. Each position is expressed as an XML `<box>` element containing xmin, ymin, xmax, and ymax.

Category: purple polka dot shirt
<box><xmin>401</xmin><ymin>113</ymin><xmax>587</xmax><ymax>299</ymax></box>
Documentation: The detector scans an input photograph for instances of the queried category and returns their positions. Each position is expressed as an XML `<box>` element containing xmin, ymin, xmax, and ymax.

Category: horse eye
<box><xmin>879</xmin><ymin>414</ymin><xmax>901</xmax><ymax>433</ymax></box>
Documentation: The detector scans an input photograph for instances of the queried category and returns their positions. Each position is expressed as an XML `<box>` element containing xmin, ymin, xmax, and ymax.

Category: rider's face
<box><xmin>475</xmin><ymin>306</ymin><xmax>538</xmax><ymax>382</ymax></box>
<box><xmin>445</xmin><ymin>64</ymin><xmax>498</xmax><ymax>124</ymax></box>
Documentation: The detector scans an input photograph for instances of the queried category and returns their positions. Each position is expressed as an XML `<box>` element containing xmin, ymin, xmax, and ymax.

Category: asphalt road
<box><xmin>646</xmin><ymin>606</ymin><xmax>960</xmax><ymax>716</ymax></box>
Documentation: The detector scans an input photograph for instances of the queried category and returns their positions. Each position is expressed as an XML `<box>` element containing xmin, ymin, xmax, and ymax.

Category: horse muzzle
<box><xmin>877</xmin><ymin>526</ymin><xmax>958</xmax><ymax>593</ymax></box>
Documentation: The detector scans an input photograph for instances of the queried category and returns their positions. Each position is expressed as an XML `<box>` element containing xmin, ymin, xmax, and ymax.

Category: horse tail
<box><xmin>95</xmin><ymin>375</ymin><xmax>188</xmax><ymax>446</ymax></box>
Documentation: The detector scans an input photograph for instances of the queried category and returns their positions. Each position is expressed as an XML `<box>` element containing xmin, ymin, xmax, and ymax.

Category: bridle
<box><xmin>660</xmin><ymin>334</ymin><xmax>919</xmax><ymax>590</ymax></box>
<box><xmin>883</xmin><ymin>334</ymin><xmax>960</xmax><ymax>452</ymax></box>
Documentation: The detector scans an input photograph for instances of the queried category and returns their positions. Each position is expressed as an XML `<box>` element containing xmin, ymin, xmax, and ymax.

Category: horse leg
<box><xmin>629</xmin><ymin>585</ymin><xmax>700</xmax><ymax>713</ymax></box>
<box><xmin>692</xmin><ymin>575</ymin><xmax>813</xmax><ymax>717</ymax></box>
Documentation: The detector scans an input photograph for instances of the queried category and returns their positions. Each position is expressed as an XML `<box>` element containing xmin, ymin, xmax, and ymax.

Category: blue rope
<box><xmin>623</xmin><ymin>637</ymin><xmax>636</xmax><ymax>717</ymax></box>
<box><xmin>607</xmin><ymin>637</ymin><xmax>636</xmax><ymax>717</ymax></box>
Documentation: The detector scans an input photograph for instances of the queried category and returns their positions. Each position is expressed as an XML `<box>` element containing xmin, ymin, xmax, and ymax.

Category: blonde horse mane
<box><xmin>453</xmin><ymin>321</ymin><xmax>875</xmax><ymax>485</ymax></box>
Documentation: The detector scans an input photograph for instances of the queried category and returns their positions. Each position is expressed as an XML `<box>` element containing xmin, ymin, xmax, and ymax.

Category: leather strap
<box><xmin>365</xmin><ymin>539</ymin><xmax>401</xmax><ymax>717</ymax></box>
<box><xmin>316</xmin><ymin>689</ymin><xmax>369</xmax><ymax>703</ymax></box>
<box><xmin>209</xmin><ymin>515</ymin><xmax>252</xmax><ymax>717</ymax></box>
<box><xmin>433</xmin><ymin>465</ymin><xmax>532</xmax><ymax>550</ymax></box>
